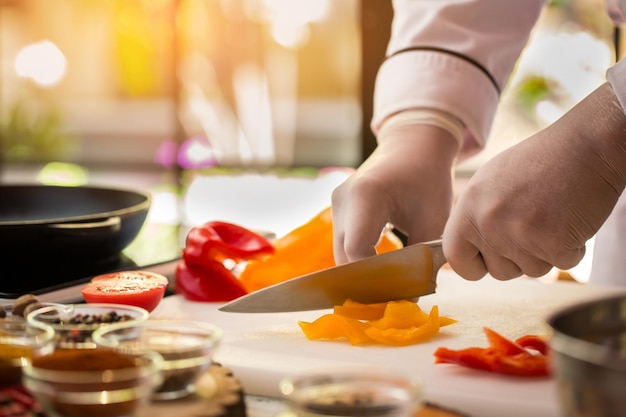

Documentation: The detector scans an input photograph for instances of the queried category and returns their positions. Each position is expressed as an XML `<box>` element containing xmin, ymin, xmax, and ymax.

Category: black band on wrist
<box><xmin>386</xmin><ymin>46</ymin><xmax>501</xmax><ymax>95</ymax></box>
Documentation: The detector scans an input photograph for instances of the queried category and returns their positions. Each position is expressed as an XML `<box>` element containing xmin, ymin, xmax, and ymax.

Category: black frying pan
<box><xmin>0</xmin><ymin>184</ymin><xmax>151</xmax><ymax>262</ymax></box>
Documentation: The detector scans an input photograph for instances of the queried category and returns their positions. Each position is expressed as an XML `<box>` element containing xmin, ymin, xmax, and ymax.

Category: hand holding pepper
<box><xmin>176</xmin><ymin>209</ymin><xmax>401</xmax><ymax>302</ymax></box>
<box><xmin>238</xmin><ymin>207</ymin><xmax>402</xmax><ymax>292</ymax></box>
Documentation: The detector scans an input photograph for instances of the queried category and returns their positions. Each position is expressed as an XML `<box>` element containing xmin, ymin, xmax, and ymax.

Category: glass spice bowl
<box><xmin>0</xmin><ymin>320</ymin><xmax>55</xmax><ymax>385</ymax></box>
<box><xmin>92</xmin><ymin>319</ymin><xmax>223</xmax><ymax>400</ymax></box>
<box><xmin>26</xmin><ymin>303</ymin><xmax>149</xmax><ymax>349</ymax></box>
<box><xmin>22</xmin><ymin>347</ymin><xmax>163</xmax><ymax>417</ymax></box>
<box><xmin>279</xmin><ymin>367</ymin><xmax>422</xmax><ymax>417</ymax></box>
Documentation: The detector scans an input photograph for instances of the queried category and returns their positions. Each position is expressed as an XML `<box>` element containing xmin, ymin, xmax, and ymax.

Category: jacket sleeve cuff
<box><xmin>378</xmin><ymin>109</ymin><xmax>464</xmax><ymax>147</ymax></box>
<box><xmin>607</xmin><ymin>58</ymin><xmax>626</xmax><ymax>115</ymax></box>
<box><xmin>372</xmin><ymin>50</ymin><xmax>500</xmax><ymax>159</ymax></box>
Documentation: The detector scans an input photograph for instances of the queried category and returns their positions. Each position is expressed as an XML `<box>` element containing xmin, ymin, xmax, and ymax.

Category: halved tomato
<box><xmin>81</xmin><ymin>271</ymin><xmax>169</xmax><ymax>312</ymax></box>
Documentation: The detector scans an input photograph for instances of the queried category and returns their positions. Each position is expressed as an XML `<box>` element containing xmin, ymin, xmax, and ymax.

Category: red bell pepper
<box><xmin>434</xmin><ymin>327</ymin><xmax>550</xmax><ymax>377</ymax></box>
<box><xmin>175</xmin><ymin>221</ymin><xmax>274</xmax><ymax>302</ymax></box>
<box><xmin>183</xmin><ymin>221</ymin><xmax>274</xmax><ymax>268</ymax></box>
<box><xmin>175</xmin><ymin>260</ymin><xmax>248</xmax><ymax>302</ymax></box>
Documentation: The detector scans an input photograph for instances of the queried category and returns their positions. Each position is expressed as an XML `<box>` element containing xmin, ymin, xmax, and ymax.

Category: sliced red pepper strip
<box><xmin>433</xmin><ymin>327</ymin><xmax>550</xmax><ymax>377</ymax></box>
<box><xmin>2</xmin><ymin>386</ymin><xmax>36</xmax><ymax>408</ymax></box>
<box><xmin>0</xmin><ymin>385</ymin><xmax>36</xmax><ymax>417</ymax></box>
<box><xmin>492</xmin><ymin>352</ymin><xmax>550</xmax><ymax>377</ymax></box>
<box><xmin>483</xmin><ymin>327</ymin><xmax>527</xmax><ymax>356</ymax></box>
<box><xmin>515</xmin><ymin>334</ymin><xmax>549</xmax><ymax>355</ymax></box>
<box><xmin>434</xmin><ymin>346</ymin><xmax>497</xmax><ymax>372</ymax></box>
<box><xmin>175</xmin><ymin>259</ymin><xmax>247</xmax><ymax>302</ymax></box>
<box><xmin>183</xmin><ymin>221</ymin><xmax>274</xmax><ymax>268</ymax></box>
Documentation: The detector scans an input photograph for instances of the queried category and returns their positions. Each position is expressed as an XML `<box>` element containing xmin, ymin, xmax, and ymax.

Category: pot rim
<box><xmin>546</xmin><ymin>292</ymin><xmax>626</xmax><ymax>371</ymax></box>
<box><xmin>0</xmin><ymin>184</ymin><xmax>151</xmax><ymax>227</ymax></box>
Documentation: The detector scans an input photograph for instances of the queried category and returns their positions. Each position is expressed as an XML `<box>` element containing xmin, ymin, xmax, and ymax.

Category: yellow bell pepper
<box><xmin>238</xmin><ymin>206</ymin><xmax>402</xmax><ymax>292</ymax></box>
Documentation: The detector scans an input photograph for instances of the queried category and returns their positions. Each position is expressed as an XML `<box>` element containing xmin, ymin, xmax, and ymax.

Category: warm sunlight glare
<box><xmin>15</xmin><ymin>40</ymin><xmax>67</xmax><ymax>87</ymax></box>
<box><xmin>270</xmin><ymin>21</ymin><xmax>311</xmax><ymax>49</ymax></box>
<box><xmin>259</xmin><ymin>0</ymin><xmax>330</xmax><ymax>49</ymax></box>
<box><xmin>260</xmin><ymin>0</ymin><xmax>330</xmax><ymax>25</ymax></box>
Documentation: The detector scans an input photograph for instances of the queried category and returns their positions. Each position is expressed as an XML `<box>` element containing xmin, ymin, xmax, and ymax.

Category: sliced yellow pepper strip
<box><xmin>299</xmin><ymin>300</ymin><xmax>456</xmax><ymax>347</ymax></box>
<box><xmin>299</xmin><ymin>314</ymin><xmax>371</xmax><ymax>346</ymax></box>
<box><xmin>438</xmin><ymin>316</ymin><xmax>458</xmax><ymax>327</ymax></box>
<box><xmin>369</xmin><ymin>300</ymin><xmax>430</xmax><ymax>329</ymax></box>
<box><xmin>333</xmin><ymin>299</ymin><xmax>387</xmax><ymax>320</ymax></box>
<box><xmin>366</xmin><ymin>305</ymin><xmax>441</xmax><ymax>346</ymax></box>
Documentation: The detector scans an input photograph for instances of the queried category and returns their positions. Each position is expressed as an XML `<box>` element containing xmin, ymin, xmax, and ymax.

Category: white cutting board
<box><xmin>152</xmin><ymin>269</ymin><xmax>626</xmax><ymax>417</ymax></box>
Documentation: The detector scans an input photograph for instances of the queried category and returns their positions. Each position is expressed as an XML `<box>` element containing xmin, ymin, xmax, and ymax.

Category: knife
<box><xmin>218</xmin><ymin>239</ymin><xmax>446</xmax><ymax>313</ymax></box>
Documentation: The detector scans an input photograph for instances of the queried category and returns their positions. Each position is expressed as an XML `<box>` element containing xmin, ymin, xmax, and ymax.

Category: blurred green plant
<box><xmin>512</xmin><ymin>76</ymin><xmax>552</xmax><ymax>119</ymax></box>
<box><xmin>0</xmin><ymin>102</ymin><xmax>76</xmax><ymax>162</ymax></box>
<box><xmin>547</xmin><ymin>0</ymin><xmax>568</xmax><ymax>7</ymax></box>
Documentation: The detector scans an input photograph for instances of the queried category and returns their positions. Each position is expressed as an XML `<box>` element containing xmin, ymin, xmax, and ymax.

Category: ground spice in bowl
<box><xmin>0</xmin><ymin>320</ymin><xmax>54</xmax><ymax>385</ymax></box>
<box><xmin>33</xmin><ymin>348</ymin><xmax>137</xmax><ymax>370</ymax></box>
<box><xmin>280</xmin><ymin>367</ymin><xmax>422</xmax><ymax>417</ymax></box>
<box><xmin>22</xmin><ymin>347</ymin><xmax>162</xmax><ymax>417</ymax></box>
<box><xmin>92</xmin><ymin>319</ymin><xmax>222</xmax><ymax>400</ymax></box>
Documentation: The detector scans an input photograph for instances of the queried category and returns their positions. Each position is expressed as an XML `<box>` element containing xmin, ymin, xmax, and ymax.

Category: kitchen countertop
<box><xmin>150</xmin><ymin>267</ymin><xmax>626</xmax><ymax>417</ymax></box>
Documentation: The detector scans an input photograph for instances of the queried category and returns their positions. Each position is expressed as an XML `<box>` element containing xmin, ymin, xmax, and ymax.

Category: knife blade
<box><xmin>218</xmin><ymin>239</ymin><xmax>446</xmax><ymax>313</ymax></box>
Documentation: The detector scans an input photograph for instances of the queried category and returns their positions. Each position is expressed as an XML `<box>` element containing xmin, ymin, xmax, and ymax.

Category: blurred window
<box><xmin>0</xmin><ymin>0</ymin><xmax>362</xmax><ymax>174</ymax></box>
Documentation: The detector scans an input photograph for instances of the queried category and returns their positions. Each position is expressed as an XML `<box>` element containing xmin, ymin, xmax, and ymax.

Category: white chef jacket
<box><xmin>374</xmin><ymin>0</ymin><xmax>626</xmax><ymax>285</ymax></box>
<box><xmin>595</xmin><ymin>0</ymin><xmax>626</xmax><ymax>286</ymax></box>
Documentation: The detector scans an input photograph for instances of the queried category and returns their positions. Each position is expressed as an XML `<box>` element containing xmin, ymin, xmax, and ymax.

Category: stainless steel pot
<box><xmin>547</xmin><ymin>293</ymin><xmax>626</xmax><ymax>417</ymax></box>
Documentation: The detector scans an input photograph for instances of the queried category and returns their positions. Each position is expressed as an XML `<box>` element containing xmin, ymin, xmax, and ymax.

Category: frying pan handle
<box><xmin>47</xmin><ymin>216</ymin><xmax>121</xmax><ymax>235</ymax></box>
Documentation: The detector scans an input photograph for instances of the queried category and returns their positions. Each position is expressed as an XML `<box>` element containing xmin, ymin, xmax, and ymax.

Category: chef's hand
<box><xmin>443</xmin><ymin>83</ymin><xmax>626</xmax><ymax>281</ymax></box>
<box><xmin>332</xmin><ymin>115</ymin><xmax>461</xmax><ymax>265</ymax></box>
